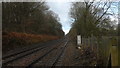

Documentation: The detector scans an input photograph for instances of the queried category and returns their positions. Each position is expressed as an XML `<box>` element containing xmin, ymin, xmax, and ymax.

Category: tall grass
<box><xmin>2</xmin><ymin>32</ymin><xmax>60</xmax><ymax>54</ymax></box>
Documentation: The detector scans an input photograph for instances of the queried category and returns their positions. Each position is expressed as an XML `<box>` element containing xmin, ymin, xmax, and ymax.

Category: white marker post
<box><xmin>77</xmin><ymin>35</ymin><xmax>82</xmax><ymax>49</ymax></box>
<box><xmin>77</xmin><ymin>35</ymin><xmax>81</xmax><ymax>46</ymax></box>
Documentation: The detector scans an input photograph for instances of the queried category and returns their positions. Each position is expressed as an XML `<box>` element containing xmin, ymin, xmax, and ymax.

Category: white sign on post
<box><xmin>77</xmin><ymin>35</ymin><xmax>81</xmax><ymax>46</ymax></box>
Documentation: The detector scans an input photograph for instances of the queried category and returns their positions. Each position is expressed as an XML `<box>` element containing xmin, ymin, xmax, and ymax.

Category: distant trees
<box><xmin>3</xmin><ymin>2</ymin><xmax>64</xmax><ymax>37</ymax></box>
<box><xmin>69</xmin><ymin>1</ymin><xmax>116</xmax><ymax>37</ymax></box>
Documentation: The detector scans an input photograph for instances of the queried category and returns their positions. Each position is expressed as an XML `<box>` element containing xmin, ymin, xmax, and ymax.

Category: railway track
<box><xmin>3</xmin><ymin>39</ymin><xmax>61</xmax><ymax>59</ymax></box>
<box><xmin>2</xmin><ymin>38</ymin><xmax>68</xmax><ymax>67</ymax></box>
<box><xmin>29</xmin><ymin>40</ymin><xmax>68</xmax><ymax>67</ymax></box>
<box><xmin>2</xmin><ymin>39</ymin><xmax>62</xmax><ymax>65</ymax></box>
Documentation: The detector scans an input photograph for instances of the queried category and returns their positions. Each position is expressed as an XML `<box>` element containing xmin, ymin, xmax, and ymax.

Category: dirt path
<box><xmin>57</xmin><ymin>40</ymin><xmax>97</xmax><ymax>66</ymax></box>
<box><xmin>55</xmin><ymin>41</ymin><xmax>81</xmax><ymax>66</ymax></box>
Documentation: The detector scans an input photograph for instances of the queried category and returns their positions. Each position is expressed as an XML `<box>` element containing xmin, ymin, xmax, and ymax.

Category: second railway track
<box><xmin>2</xmin><ymin>38</ymin><xmax>68</xmax><ymax>67</ymax></box>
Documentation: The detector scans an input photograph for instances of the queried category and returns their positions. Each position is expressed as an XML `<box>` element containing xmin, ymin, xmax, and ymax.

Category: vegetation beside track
<box><xmin>2</xmin><ymin>32</ymin><xmax>60</xmax><ymax>54</ymax></box>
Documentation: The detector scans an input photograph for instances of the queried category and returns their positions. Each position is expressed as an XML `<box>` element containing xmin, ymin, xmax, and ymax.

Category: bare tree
<box><xmin>70</xmin><ymin>0</ymin><xmax>114</xmax><ymax>37</ymax></box>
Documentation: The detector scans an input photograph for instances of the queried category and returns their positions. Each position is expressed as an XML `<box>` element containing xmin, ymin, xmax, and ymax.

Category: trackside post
<box><xmin>77</xmin><ymin>35</ymin><xmax>82</xmax><ymax>49</ymax></box>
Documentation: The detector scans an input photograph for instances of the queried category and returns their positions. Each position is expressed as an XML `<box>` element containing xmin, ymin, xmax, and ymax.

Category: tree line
<box><xmin>69</xmin><ymin>1</ymin><xmax>118</xmax><ymax>38</ymax></box>
<box><xmin>3</xmin><ymin>2</ymin><xmax>64</xmax><ymax>37</ymax></box>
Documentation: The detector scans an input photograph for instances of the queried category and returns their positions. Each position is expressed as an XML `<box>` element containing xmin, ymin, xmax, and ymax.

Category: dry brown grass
<box><xmin>2</xmin><ymin>32</ymin><xmax>60</xmax><ymax>53</ymax></box>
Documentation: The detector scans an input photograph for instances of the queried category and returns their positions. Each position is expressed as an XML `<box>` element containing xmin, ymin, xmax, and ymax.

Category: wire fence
<box><xmin>81</xmin><ymin>36</ymin><xmax>112</xmax><ymax>65</ymax></box>
<box><xmin>81</xmin><ymin>37</ymin><xmax>99</xmax><ymax>51</ymax></box>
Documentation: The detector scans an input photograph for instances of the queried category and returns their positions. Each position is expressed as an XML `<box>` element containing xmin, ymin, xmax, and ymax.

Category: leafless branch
<box><xmin>94</xmin><ymin>2</ymin><xmax>111</xmax><ymax>24</ymax></box>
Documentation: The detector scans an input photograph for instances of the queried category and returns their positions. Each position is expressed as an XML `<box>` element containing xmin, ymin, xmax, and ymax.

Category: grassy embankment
<box><xmin>2</xmin><ymin>32</ymin><xmax>60</xmax><ymax>54</ymax></box>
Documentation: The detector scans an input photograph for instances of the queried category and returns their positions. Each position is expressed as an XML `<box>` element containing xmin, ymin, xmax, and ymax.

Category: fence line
<box><xmin>81</xmin><ymin>37</ymin><xmax>96</xmax><ymax>51</ymax></box>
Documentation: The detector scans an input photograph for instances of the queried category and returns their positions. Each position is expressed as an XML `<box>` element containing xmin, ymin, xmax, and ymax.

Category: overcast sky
<box><xmin>46</xmin><ymin>1</ymin><xmax>118</xmax><ymax>34</ymax></box>
<box><xmin>47</xmin><ymin>2</ymin><xmax>73</xmax><ymax>34</ymax></box>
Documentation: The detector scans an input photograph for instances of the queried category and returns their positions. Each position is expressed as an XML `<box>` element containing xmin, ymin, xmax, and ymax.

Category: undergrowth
<box><xmin>2</xmin><ymin>32</ymin><xmax>60</xmax><ymax>54</ymax></box>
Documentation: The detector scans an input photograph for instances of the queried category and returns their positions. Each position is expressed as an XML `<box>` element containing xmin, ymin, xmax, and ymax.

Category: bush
<box><xmin>78</xmin><ymin>45</ymin><xmax>97</xmax><ymax>66</ymax></box>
